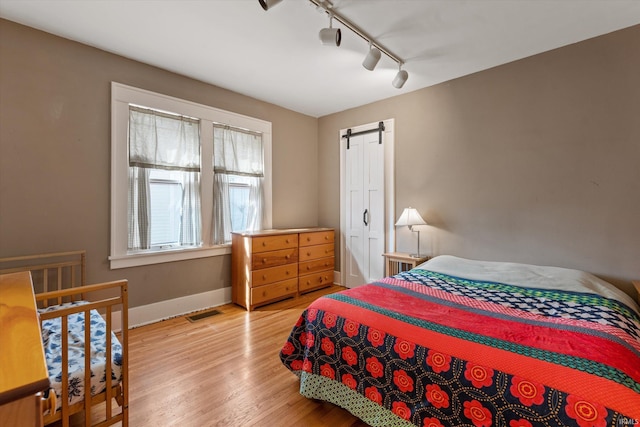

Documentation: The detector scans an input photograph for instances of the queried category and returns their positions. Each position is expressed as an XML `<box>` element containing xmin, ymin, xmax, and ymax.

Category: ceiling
<box><xmin>1</xmin><ymin>0</ymin><xmax>640</xmax><ymax>117</ymax></box>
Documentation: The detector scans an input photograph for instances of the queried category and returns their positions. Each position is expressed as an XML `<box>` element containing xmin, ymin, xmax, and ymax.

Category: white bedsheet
<box><xmin>419</xmin><ymin>255</ymin><xmax>639</xmax><ymax>313</ymax></box>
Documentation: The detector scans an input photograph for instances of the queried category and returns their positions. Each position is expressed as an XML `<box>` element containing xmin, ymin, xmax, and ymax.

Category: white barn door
<box><xmin>342</xmin><ymin>121</ymin><xmax>390</xmax><ymax>288</ymax></box>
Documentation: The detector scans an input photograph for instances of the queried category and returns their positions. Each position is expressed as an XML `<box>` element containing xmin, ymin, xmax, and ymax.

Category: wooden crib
<box><xmin>0</xmin><ymin>251</ymin><xmax>128</xmax><ymax>427</ymax></box>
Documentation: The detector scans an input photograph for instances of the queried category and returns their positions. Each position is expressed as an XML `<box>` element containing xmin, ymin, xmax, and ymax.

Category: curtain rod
<box><xmin>213</xmin><ymin>123</ymin><xmax>263</xmax><ymax>137</ymax></box>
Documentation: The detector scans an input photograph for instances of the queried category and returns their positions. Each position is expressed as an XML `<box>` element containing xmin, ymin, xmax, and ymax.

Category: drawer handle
<box><xmin>286</xmin><ymin>239</ymin><xmax>290</xmax><ymax>243</ymax></box>
<box><xmin>286</xmin><ymin>271</ymin><xmax>290</xmax><ymax>275</ymax></box>
<box><xmin>262</xmin><ymin>258</ymin><xmax>267</xmax><ymax>263</ymax></box>
<box><xmin>306</xmin><ymin>266</ymin><xmax>311</xmax><ymax>270</ymax></box>
<box><xmin>307</xmin><ymin>252</ymin><xmax>311</xmax><ymax>256</ymax></box>
<box><xmin>262</xmin><ymin>242</ymin><xmax>267</xmax><ymax>246</ymax></box>
<box><xmin>262</xmin><ymin>275</ymin><xmax>267</xmax><ymax>280</ymax></box>
<box><xmin>285</xmin><ymin>255</ymin><xmax>290</xmax><ymax>260</ymax></box>
<box><xmin>325</xmin><ymin>249</ymin><xmax>329</xmax><ymax>253</ymax></box>
<box><xmin>319</xmin><ymin>277</ymin><xmax>323</xmax><ymax>283</ymax></box>
<box><xmin>325</xmin><ymin>262</ymin><xmax>329</xmax><ymax>267</ymax></box>
<box><xmin>325</xmin><ymin>235</ymin><xmax>329</xmax><ymax>240</ymax></box>
<box><xmin>307</xmin><ymin>237</ymin><xmax>311</xmax><ymax>242</ymax></box>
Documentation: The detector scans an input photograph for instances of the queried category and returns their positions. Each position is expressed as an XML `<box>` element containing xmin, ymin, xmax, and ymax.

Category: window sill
<box><xmin>109</xmin><ymin>244</ymin><xmax>231</xmax><ymax>269</ymax></box>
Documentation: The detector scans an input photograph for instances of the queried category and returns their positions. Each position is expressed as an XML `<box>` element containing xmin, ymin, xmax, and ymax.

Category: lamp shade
<box><xmin>395</xmin><ymin>207</ymin><xmax>426</xmax><ymax>227</ymax></box>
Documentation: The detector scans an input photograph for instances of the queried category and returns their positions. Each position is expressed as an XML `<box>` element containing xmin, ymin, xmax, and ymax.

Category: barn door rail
<box><xmin>343</xmin><ymin>121</ymin><xmax>385</xmax><ymax>149</ymax></box>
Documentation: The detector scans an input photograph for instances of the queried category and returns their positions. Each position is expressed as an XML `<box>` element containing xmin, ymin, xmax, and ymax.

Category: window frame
<box><xmin>110</xmin><ymin>82</ymin><xmax>272</xmax><ymax>269</ymax></box>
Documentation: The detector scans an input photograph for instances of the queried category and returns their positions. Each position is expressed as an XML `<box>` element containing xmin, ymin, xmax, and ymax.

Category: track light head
<box><xmin>258</xmin><ymin>0</ymin><xmax>283</xmax><ymax>11</ymax></box>
<box><xmin>319</xmin><ymin>16</ymin><xmax>341</xmax><ymax>46</ymax></box>
<box><xmin>362</xmin><ymin>45</ymin><xmax>381</xmax><ymax>71</ymax></box>
<box><xmin>319</xmin><ymin>27</ymin><xmax>341</xmax><ymax>46</ymax></box>
<box><xmin>392</xmin><ymin>67</ymin><xmax>408</xmax><ymax>89</ymax></box>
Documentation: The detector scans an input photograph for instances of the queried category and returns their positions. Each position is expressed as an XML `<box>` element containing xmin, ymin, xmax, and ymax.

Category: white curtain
<box><xmin>212</xmin><ymin>174</ymin><xmax>233</xmax><ymax>245</ymax></box>
<box><xmin>129</xmin><ymin>107</ymin><xmax>200</xmax><ymax>172</ymax></box>
<box><xmin>180</xmin><ymin>171</ymin><xmax>201</xmax><ymax>246</ymax></box>
<box><xmin>128</xmin><ymin>106</ymin><xmax>201</xmax><ymax>250</ymax></box>
<box><xmin>128</xmin><ymin>167</ymin><xmax>151</xmax><ymax>250</ymax></box>
<box><xmin>212</xmin><ymin>125</ymin><xmax>264</xmax><ymax>244</ymax></box>
<box><xmin>246</xmin><ymin>175</ymin><xmax>264</xmax><ymax>232</ymax></box>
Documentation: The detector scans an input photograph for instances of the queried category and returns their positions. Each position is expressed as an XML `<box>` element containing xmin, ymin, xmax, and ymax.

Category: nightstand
<box><xmin>383</xmin><ymin>252</ymin><xmax>430</xmax><ymax>276</ymax></box>
<box><xmin>632</xmin><ymin>281</ymin><xmax>640</xmax><ymax>305</ymax></box>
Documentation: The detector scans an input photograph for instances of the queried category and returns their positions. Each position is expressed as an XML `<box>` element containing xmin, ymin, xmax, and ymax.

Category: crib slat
<box><xmin>62</xmin><ymin>313</ymin><xmax>69</xmax><ymax>427</ymax></box>
<box><xmin>80</xmin><ymin>252</ymin><xmax>86</xmax><ymax>297</ymax></box>
<box><xmin>43</xmin><ymin>268</ymin><xmax>49</xmax><ymax>308</ymax></box>
<box><xmin>105</xmin><ymin>306</ymin><xmax>113</xmax><ymax>421</ymax></box>
<box><xmin>121</xmin><ymin>283</ymin><xmax>129</xmax><ymax>427</ymax></box>
<box><xmin>84</xmin><ymin>308</ymin><xmax>92</xmax><ymax>427</ymax></box>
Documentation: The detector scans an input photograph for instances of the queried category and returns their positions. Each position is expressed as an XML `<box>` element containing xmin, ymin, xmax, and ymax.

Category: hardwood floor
<box><xmin>123</xmin><ymin>285</ymin><xmax>368</xmax><ymax>427</ymax></box>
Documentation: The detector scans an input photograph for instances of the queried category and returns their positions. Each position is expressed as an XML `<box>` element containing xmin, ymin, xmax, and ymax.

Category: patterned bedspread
<box><xmin>39</xmin><ymin>301</ymin><xmax>123</xmax><ymax>411</ymax></box>
<box><xmin>280</xmin><ymin>268</ymin><xmax>640</xmax><ymax>427</ymax></box>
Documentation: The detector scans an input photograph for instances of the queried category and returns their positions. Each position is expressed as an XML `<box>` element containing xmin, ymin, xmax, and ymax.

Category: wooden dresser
<box><xmin>231</xmin><ymin>228</ymin><xmax>335</xmax><ymax>311</ymax></box>
<box><xmin>0</xmin><ymin>272</ymin><xmax>50</xmax><ymax>427</ymax></box>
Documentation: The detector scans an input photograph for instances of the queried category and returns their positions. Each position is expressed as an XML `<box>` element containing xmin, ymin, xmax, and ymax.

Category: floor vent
<box><xmin>186</xmin><ymin>309</ymin><xmax>222</xmax><ymax>322</ymax></box>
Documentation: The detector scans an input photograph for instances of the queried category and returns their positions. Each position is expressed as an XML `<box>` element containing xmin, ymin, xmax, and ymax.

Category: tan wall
<box><xmin>318</xmin><ymin>25</ymin><xmax>640</xmax><ymax>297</ymax></box>
<box><xmin>2</xmin><ymin>18</ymin><xmax>638</xmax><ymax>304</ymax></box>
<box><xmin>0</xmin><ymin>19</ymin><xmax>319</xmax><ymax>307</ymax></box>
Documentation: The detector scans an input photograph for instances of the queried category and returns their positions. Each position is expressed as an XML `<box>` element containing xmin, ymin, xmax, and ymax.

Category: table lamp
<box><xmin>395</xmin><ymin>207</ymin><xmax>427</xmax><ymax>257</ymax></box>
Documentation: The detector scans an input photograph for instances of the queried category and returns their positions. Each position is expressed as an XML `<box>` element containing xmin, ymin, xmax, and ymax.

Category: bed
<box><xmin>0</xmin><ymin>251</ymin><xmax>128</xmax><ymax>427</ymax></box>
<box><xmin>280</xmin><ymin>255</ymin><xmax>640</xmax><ymax>427</ymax></box>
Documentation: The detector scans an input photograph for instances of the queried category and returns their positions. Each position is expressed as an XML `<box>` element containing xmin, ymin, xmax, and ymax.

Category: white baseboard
<box><xmin>113</xmin><ymin>271</ymin><xmax>341</xmax><ymax>331</ymax></box>
<box><xmin>112</xmin><ymin>286</ymin><xmax>232</xmax><ymax>330</ymax></box>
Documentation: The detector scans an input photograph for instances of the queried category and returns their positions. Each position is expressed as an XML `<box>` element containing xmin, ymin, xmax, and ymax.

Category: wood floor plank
<box><xmin>119</xmin><ymin>285</ymin><xmax>368</xmax><ymax>427</ymax></box>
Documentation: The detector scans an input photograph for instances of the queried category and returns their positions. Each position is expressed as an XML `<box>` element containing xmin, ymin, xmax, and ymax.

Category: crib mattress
<box><xmin>39</xmin><ymin>301</ymin><xmax>123</xmax><ymax>411</ymax></box>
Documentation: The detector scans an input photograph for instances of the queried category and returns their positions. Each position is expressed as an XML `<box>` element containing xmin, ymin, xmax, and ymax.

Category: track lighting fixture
<box><xmin>319</xmin><ymin>15</ymin><xmax>341</xmax><ymax>47</ymax></box>
<box><xmin>362</xmin><ymin>43</ymin><xmax>381</xmax><ymax>71</ymax></box>
<box><xmin>258</xmin><ymin>0</ymin><xmax>282</xmax><ymax>10</ymax></box>
<box><xmin>260</xmin><ymin>0</ymin><xmax>409</xmax><ymax>89</ymax></box>
<box><xmin>392</xmin><ymin>64</ymin><xmax>409</xmax><ymax>89</ymax></box>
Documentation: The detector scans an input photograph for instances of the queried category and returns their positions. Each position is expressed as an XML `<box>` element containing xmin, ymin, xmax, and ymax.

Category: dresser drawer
<box><xmin>252</xmin><ymin>234</ymin><xmax>298</xmax><ymax>253</ymax></box>
<box><xmin>299</xmin><ymin>230</ymin><xmax>334</xmax><ymax>247</ymax></box>
<box><xmin>252</xmin><ymin>264</ymin><xmax>297</xmax><ymax>287</ymax></box>
<box><xmin>299</xmin><ymin>271</ymin><xmax>332</xmax><ymax>293</ymax></box>
<box><xmin>299</xmin><ymin>243</ymin><xmax>334</xmax><ymax>262</ymax></box>
<box><xmin>251</xmin><ymin>278</ymin><xmax>298</xmax><ymax>306</ymax></box>
<box><xmin>299</xmin><ymin>257</ymin><xmax>334</xmax><ymax>276</ymax></box>
<box><xmin>252</xmin><ymin>248</ymin><xmax>298</xmax><ymax>270</ymax></box>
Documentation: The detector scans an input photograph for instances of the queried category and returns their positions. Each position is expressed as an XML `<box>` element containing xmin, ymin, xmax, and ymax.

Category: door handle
<box><xmin>363</xmin><ymin>209</ymin><xmax>368</xmax><ymax>226</ymax></box>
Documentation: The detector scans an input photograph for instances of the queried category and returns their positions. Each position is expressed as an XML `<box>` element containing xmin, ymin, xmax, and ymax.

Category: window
<box><xmin>149</xmin><ymin>171</ymin><xmax>184</xmax><ymax>248</ymax></box>
<box><xmin>110</xmin><ymin>83</ymin><xmax>272</xmax><ymax>269</ymax></box>
<box><xmin>229</xmin><ymin>175</ymin><xmax>252</xmax><ymax>232</ymax></box>
<box><xmin>128</xmin><ymin>106</ymin><xmax>202</xmax><ymax>251</ymax></box>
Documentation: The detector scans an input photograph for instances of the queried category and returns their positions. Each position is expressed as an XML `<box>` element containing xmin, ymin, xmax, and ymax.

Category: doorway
<box><xmin>340</xmin><ymin>119</ymin><xmax>395</xmax><ymax>287</ymax></box>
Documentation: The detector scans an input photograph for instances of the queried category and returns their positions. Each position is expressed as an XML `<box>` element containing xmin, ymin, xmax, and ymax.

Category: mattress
<box><xmin>39</xmin><ymin>301</ymin><xmax>123</xmax><ymax>411</ymax></box>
